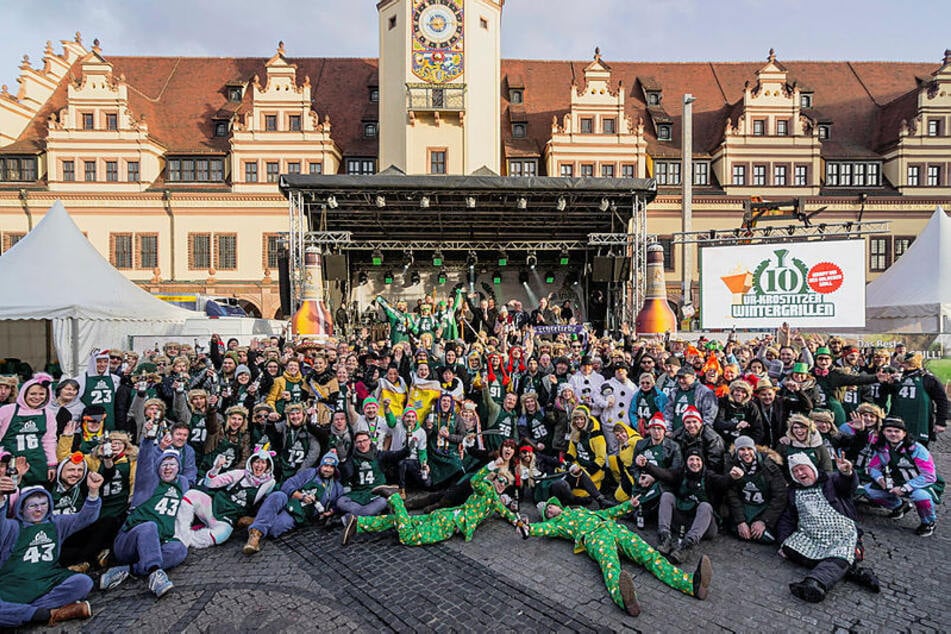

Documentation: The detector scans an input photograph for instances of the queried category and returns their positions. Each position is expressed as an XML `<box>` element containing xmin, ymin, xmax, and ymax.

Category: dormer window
<box><xmin>509</xmin><ymin>89</ymin><xmax>523</xmax><ymax>104</ymax></box>
<box><xmin>369</xmin><ymin>87</ymin><xmax>379</xmax><ymax>103</ymax></box>
<box><xmin>753</xmin><ymin>119</ymin><xmax>766</xmax><ymax>136</ymax></box>
<box><xmin>928</xmin><ymin>119</ymin><xmax>941</xmax><ymax>136</ymax></box>
<box><xmin>214</xmin><ymin>121</ymin><xmax>228</xmax><ymax>137</ymax></box>
<box><xmin>818</xmin><ymin>124</ymin><xmax>830</xmax><ymax>140</ymax></box>
<box><xmin>512</xmin><ymin>122</ymin><xmax>526</xmax><ymax>138</ymax></box>
<box><xmin>363</xmin><ymin>122</ymin><xmax>378</xmax><ymax>138</ymax></box>
<box><xmin>580</xmin><ymin>118</ymin><xmax>593</xmax><ymax>134</ymax></box>
<box><xmin>265</xmin><ymin>115</ymin><xmax>277</xmax><ymax>131</ymax></box>
<box><xmin>646</xmin><ymin>92</ymin><xmax>661</xmax><ymax>106</ymax></box>
<box><xmin>228</xmin><ymin>86</ymin><xmax>243</xmax><ymax>102</ymax></box>
<box><xmin>106</xmin><ymin>113</ymin><xmax>118</xmax><ymax>130</ymax></box>
<box><xmin>657</xmin><ymin>124</ymin><xmax>672</xmax><ymax>141</ymax></box>
<box><xmin>289</xmin><ymin>115</ymin><xmax>301</xmax><ymax>132</ymax></box>
<box><xmin>82</xmin><ymin>113</ymin><xmax>94</xmax><ymax>130</ymax></box>
<box><xmin>800</xmin><ymin>93</ymin><xmax>813</xmax><ymax>108</ymax></box>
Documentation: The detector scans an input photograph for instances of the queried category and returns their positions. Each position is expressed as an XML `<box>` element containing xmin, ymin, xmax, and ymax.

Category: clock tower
<box><xmin>378</xmin><ymin>0</ymin><xmax>502</xmax><ymax>175</ymax></box>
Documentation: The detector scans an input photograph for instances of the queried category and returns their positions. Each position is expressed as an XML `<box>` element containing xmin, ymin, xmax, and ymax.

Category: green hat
<box><xmin>792</xmin><ymin>362</ymin><xmax>810</xmax><ymax>374</ymax></box>
<box><xmin>815</xmin><ymin>347</ymin><xmax>833</xmax><ymax>358</ymax></box>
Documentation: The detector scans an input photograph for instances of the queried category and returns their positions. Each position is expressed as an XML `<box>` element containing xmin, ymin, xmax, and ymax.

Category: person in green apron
<box><xmin>202</xmin><ymin>405</ymin><xmax>252</xmax><ymax>476</ymax></box>
<box><xmin>376</xmin><ymin>296</ymin><xmax>413</xmax><ymax>345</ymax></box>
<box><xmin>527</xmin><ymin>496</ymin><xmax>714</xmax><ymax>617</ymax></box>
<box><xmin>55</xmin><ymin>405</ymin><xmax>107</xmax><ymax>458</ymax></box>
<box><xmin>623</xmin><ymin>414</ymin><xmax>683</xmax><ymax>514</ymax></box>
<box><xmin>880</xmin><ymin>352</ymin><xmax>949</xmax><ymax>447</ymax></box>
<box><xmin>274</xmin><ymin>403</ymin><xmax>321</xmax><ymax>482</ymax></box>
<box><xmin>723</xmin><ymin>435</ymin><xmax>787</xmax><ymax>544</ymax></box>
<box><xmin>78</xmin><ymin>350</ymin><xmax>119</xmax><ymax>431</ymax></box>
<box><xmin>0</xmin><ymin>372</ymin><xmax>58</xmax><ymax>486</ymax></box>
<box><xmin>0</xmin><ymin>472</ymin><xmax>102</xmax><ymax>627</ymax></box>
<box><xmin>172</xmin><ymin>389</ymin><xmax>221</xmax><ymax>468</ymax></box>
<box><xmin>810</xmin><ymin>347</ymin><xmax>880</xmax><ymax>427</ymax></box>
<box><xmin>174</xmin><ymin>446</ymin><xmax>276</xmax><ymax>549</ymax></box>
<box><xmin>265</xmin><ymin>358</ymin><xmax>309</xmax><ymax>418</ymax></box>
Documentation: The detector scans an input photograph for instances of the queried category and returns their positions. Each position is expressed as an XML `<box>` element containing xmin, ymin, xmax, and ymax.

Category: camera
<box><xmin>101</xmin><ymin>437</ymin><xmax>114</xmax><ymax>458</ymax></box>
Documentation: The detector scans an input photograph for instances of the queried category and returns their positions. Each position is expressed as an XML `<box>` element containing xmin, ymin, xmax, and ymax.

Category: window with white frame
<box><xmin>753</xmin><ymin>165</ymin><xmax>767</xmax><ymax>186</ymax></box>
<box><xmin>774</xmin><ymin>165</ymin><xmax>787</xmax><ymax>186</ymax></box>
<box><xmin>732</xmin><ymin>165</ymin><xmax>746</xmax><ymax>186</ymax></box>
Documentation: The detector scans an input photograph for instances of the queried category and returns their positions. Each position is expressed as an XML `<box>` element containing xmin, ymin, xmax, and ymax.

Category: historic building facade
<box><xmin>1</xmin><ymin>1</ymin><xmax>950</xmax><ymax>318</ymax></box>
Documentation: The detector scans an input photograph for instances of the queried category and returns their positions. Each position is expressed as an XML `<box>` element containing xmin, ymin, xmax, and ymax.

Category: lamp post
<box><xmin>681</xmin><ymin>93</ymin><xmax>696</xmax><ymax>324</ymax></box>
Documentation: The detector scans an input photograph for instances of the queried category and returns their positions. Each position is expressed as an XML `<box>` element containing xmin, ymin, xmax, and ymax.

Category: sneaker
<box><xmin>341</xmin><ymin>513</ymin><xmax>358</xmax><ymax>546</ymax></box>
<box><xmin>692</xmin><ymin>554</ymin><xmax>713</xmax><ymax>600</ymax></box>
<box><xmin>371</xmin><ymin>485</ymin><xmax>400</xmax><ymax>498</ymax></box>
<box><xmin>619</xmin><ymin>570</ymin><xmax>640</xmax><ymax>617</ymax></box>
<box><xmin>888</xmin><ymin>501</ymin><xmax>911</xmax><ymax>519</ymax></box>
<box><xmin>915</xmin><ymin>521</ymin><xmax>936</xmax><ymax>537</ymax></box>
<box><xmin>669</xmin><ymin>539</ymin><xmax>696</xmax><ymax>565</ymax></box>
<box><xmin>656</xmin><ymin>531</ymin><xmax>675</xmax><ymax>555</ymax></box>
<box><xmin>100</xmin><ymin>564</ymin><xmax>130</xmax><ymax>591</ymax></box>
<box><xmin>67</xmin><ymin>561</ymin><xmax>90</xmax><ymax>574</ymax></box>
<box><xmin>148</xmin><ymin>569</ymin><xmax>174</xmax><ymax>598</ymax></box>
<box><xmin>48</xmin><ymin>601</ymin><xmax>91</xmax><ymax>625</ymax></box>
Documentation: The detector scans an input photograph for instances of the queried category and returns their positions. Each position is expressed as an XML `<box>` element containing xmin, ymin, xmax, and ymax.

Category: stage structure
<box><xmin>280</xmin><ymin>171</ymin><xmax>656</xmax><ymax>329</ymax></box>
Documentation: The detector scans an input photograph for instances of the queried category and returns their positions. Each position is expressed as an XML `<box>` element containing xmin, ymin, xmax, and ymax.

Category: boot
<box><xmin>669</xmin><ymin>538</ymin><xmax>697</xmax><ymax>565</ymax></box>
<box><xmin>243</xmin><ymin>528</ymin><xmax>263</xmax><ymax>555</ymax></box>
<box><xmin>48</xmin><ymin>601</ymin><xmax>91</xmax><ymax>625</ymax></box>
<box><xmin>789</xmin><ymin>577</ymin><xmax>826</xmax><ymax>603</ymax></box>
<box><xmin>692</xmin><ymin>555</ymin><xmax>713</xmax><ymax>600</ymax></box>
<box><xmin>371</xmin><ymin>484</ymin><xmax>401</xmax><ymax>499</ymax></box>
<box><xmin>67</xmin><ymin>561</ymin><xmax>90</xmax><ymax>573</ymax></box>
<box><xmin>619</xmin><ymin>570</ymin><xmax>640</xmax><ymax>617</ymax></box>
<box><xmin>846</xmin><ymin>566</ymin><xmax>881</xmax><ymax>593</ymax></box>
<box><xmin>656</xmin><ymin>531</ymin><xmax>675</xmax><ymax>555</ymax></box>
<box><xmin>341</xmin><ymin>514</ymin><xmax>358</xmax><ymax>546</ymax></box>
<box><xmin>234</xmin><ymin>516</ymin><xmax>255</xmax><ymax>530</ymax></box>
<box><xmin>97</xmin><ymin>548</ymin><xmax>111</xmax><ymax>570</ymax></box>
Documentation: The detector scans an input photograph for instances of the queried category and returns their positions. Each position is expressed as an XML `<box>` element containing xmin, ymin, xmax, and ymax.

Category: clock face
<box><xmin>414</xmin><ymin>1</ymin><xmax>463</xmax><ymax>49</ymax></box>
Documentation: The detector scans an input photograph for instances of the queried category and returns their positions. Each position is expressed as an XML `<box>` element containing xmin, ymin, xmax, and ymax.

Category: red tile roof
<box><xmin>0</xmin><ymin>52</ymin><xmax>941</xmax><ymax>173</ymax></box>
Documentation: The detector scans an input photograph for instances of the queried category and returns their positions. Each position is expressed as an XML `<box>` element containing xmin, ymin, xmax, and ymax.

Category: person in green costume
<box><xmin>0</xmin><ymin>467</ymin><xmax>103</xmax><ymax>627</ymax></box>
<box><xmin>526</xmin><ymin>496</ymin><xmax>713</xmax><ymax>617</ymax></box>
<box><xmin>341</xmin><ymin>447</ymin><xmax>522</xmax><ymax>546</ymax></box>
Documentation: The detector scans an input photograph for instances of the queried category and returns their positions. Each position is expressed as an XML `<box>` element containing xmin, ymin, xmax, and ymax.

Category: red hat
<box><xmin>518</xmin><ymin>444</ymin><xmax>535</xmax><ymax>454</ymax></box>
<box><xmin>682</xmin><ymin>405</ymin><xmax>703</xmax><ymax>425</ymax></box>
<box><xmin>647</xmin><ymin>411</ymin><xmax>668</xmax><ymax>430</ymax></box>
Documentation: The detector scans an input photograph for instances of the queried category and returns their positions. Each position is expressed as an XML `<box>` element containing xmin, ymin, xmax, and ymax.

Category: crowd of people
<box><xmin>0</xmin><ymin>289</ymin><xmax>946</xmax><ymax>624</ymax></box>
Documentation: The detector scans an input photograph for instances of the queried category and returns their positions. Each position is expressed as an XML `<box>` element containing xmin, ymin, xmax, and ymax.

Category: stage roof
<box><xmin>279</xmin><ymin>171</ymin><xmax>657</xmax><ymax>243</ymax></box>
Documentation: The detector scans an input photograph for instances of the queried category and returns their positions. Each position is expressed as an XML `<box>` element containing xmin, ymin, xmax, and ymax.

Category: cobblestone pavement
<box><xmin>21</xmin><ymin>440</ymin><xmax>951</xmax><ymax>633</ymax></box>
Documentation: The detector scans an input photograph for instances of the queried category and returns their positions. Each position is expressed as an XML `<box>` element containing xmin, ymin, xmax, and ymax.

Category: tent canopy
<box><xmin>0</xmin><ymin>200</ymin><xmax>194</xmax><ymax>374</ymax></box>
<box><xmin>865</xmin><ymin>206</ymin><xmax>951</xmax><ymax>333</ymax></box>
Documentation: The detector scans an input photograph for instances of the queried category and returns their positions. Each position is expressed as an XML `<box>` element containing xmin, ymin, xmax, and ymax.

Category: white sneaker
<box><xmin>148</xmin><ymin>569</ymin><xmax>174</xmax><ymax>598</ymax></box>
<box><xmin>100</xmin><ymin>564</ymin><xmax>130</xmax><ymax>591</ymax></box>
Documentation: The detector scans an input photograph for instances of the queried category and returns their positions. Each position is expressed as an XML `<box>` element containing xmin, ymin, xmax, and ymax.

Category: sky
<box><xmin>0</xmin><ymin>0</ymin><xmax>948</xmax><ymax>86</ymax></box>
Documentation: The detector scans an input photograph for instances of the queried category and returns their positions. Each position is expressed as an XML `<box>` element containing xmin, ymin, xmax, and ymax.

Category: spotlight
<box><xmin>432</xmin><ymin>249</ymin><xmax>444</xmax><ymax>267</ymax></box>
<box><xmin>763</xmin><ymin>227</ymin><xmax>773</xmax><ymax>237</ymax></box>
<box><xmin>357</xmin><ymin>271</ymin><xmax>368</xmax><ymax>286</ymax></box>
<box><xmin>375</xmin><ymin>195</ymin><xmax>386</xmax><ymax>208</ymax></box>
<box><xmin>556</xmin><ymin>196</ymin><xmax>567</xmax><ymax>211</ymax></box>
<box><xmin>518</xmin><ymin>270</ymin><xmax>529</xmax><ymax>285</ymax></box>
<box><xmin>420</xmin><ymin>196</ymin><xmax>430</xmax><ymax>208</ymax></box>
<box><xmin>786</xmin><ymin>226</ymin><xmax>796</xmax><ymax>236</ymax></box>
<box><xmin>559</xmin><ymin>248</ymin><xmax>570</xmax><ymax>266</ymax></box>
<box><xmin>498</xmin><ymin>250</ymin><xmax>508</xmax><ymax>267</ymax></box>
<box><xmin>517</xmin><ymin>197</ymin><xmax>527</xmax><ymax>210</ymax></box>
<box><xmin>599</xmin><ymin>198</ymin><xmax>610</xmax><ymax>211</ymax></box>
<box><xmin>465</xmin><ymin>196</ymin><xmax>476</xmax><ymax>208</ymax></box>
<box><xmin>708</xmin><ymin>229</ymin><xmax>717</xmax><ymax>240</ymax></box>
<box><xmin>383</xmin><ymin>270</ymin><xmax>394</xmax><ymax>284</ymax></box>
<box><xmin>437</xmin><ymin>269</ymin><xmax>447</xmax><ymax>284</ymax></box>
<box><xmin>844</xmin><ymin>221</ymin><xmax>854</xmax><ymax>232</ymax></box>
<box><xmin>492</xmin><ymin>270</ymin><xmax>502</xmax><ymax>284</ymax></box>
<box><xmin>818</xmin><ymin>223</ymin><xmax>827</xmax><ymax>234</ymax></box>
<box><xmin>371</xmin><ymin>249</ymin><xmax>383</xmax><ymax>266</ymax></box>
<box><xmin>544</xmin><ymin>271</ymin><xmax>555</xmax><ymax>284</ymax></box>
<box><xmin>402</xmin><ymin>251</ymin><xmax>414</xmax><ymax>270</ymax></box>
<box><xmin>410</xmin><ymin>270</ymin><xmax>421</xmax><ymax>285</ymax></box>
<box><xmin>565</xmin><ymin>270</ymin><xmax>579</xmax><ymax>286</ymax></box>
<box><xmin>326</xmin><ymin>195</ymin><xmax>338</xmax><ymax>209</ymax></box>
<box><xmin>466</xmin><ymin>251</ymin><xmax>478</xmax><ymax>270</ymax></box>
<box><xmin>526</xmin><ymin>252</ymin><xmax>537</xmax><ymax>269</ymax></box>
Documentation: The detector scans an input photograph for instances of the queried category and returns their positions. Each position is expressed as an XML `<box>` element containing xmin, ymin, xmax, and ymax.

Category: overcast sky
<box><xmin>1</xmin><ymin>0</ymin><xmax>948</xmax><ymax>86</ymax></box>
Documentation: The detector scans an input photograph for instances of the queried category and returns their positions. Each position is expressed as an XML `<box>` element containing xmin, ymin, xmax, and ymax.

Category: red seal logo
<box><xmin>807</xmin><ymin>262</ymin><xmax>843</xmax><ymax>294</ymax></box>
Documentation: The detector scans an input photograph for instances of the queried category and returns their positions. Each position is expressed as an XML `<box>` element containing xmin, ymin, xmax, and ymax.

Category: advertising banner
<box><xmin>700</xmin><ymin>240</ymin><xmax>866</xmax><ymax>329</ymax></box>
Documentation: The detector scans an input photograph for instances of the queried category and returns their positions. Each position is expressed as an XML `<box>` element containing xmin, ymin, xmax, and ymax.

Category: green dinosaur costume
<box><xmin>355</xmin><ymin>462</ymin><xmax>518</xmax><ymax>544</ymax></box>
<box><xmin>528</xmin><ymin>498</ymin><xmax>704</xmax><ymax>610</ymax></box>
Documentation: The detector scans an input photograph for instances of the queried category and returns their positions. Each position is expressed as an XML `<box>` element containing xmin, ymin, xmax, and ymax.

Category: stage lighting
<box><xmin>383</xmin><ymin>270</ymin><xmax>394</xmax><ymax>284</ymax></box>
<box><xmin>599</xmin><ymin>198</ymin><xmax>610</xmax><ymax>212</ymax></box>
<box><xmin>420</xmin><ymin>196</ymin><xmax>430</xmax><ymax>208</ymax></box>
<box><xmin>465</xmin><ymin>196</ymin><xmax>476</xmax><ymax>208</ymax></box>
<box><xmin>556</xmin><ymin>196</ymin><xmax>567</xmax><ymax>211</ymax></box>
<box><xmin>466</xmin><ymin>251</ymin><xmax>478</xmax><ymax>270</ymax></box>
<box><xmin>498</xmin><ymin>250</ymin><xmax>508</xmax><ymax>267</ymax></box>
<box><xmin>326</xmin><ymin>195</ymin><xmax>338</xmax><ymax>209</ymax></box>
<box><xmin>526</xmin><ymin>252</ymin><xmax>537</xmax><ymax>269</ymax></box>
<box><xmin>402</xmin><ymin>251</ymin><xmax>414</xmax><ymax>269</ymax></box>
<box><xmin>432</xmin><ymin>249</ymin><xmax>444</xmax><ymax>267</ymax></box>
<box><xmin>437</xmin><ymin>269</ymin><xmax>447</xmax><ymax>284</ymax></box>
<box><xmin>410</xmin><ymin>270</ymin><xmax>421</xmax><ymax>285</ymax></box>
<box><xmin>559</xmin><ymin>248</ymin><xmax>570</xmax><ymax>266</ymax></box>
<box><xmin>357</xmin><ymin>271</ymin><xmax>368</xmax><ymax>286</ymax></box>
<box><xmin>492</xmin><ymin>271</ymin><xmax>502</xmax><ymax>284</ymax></box>
<box><xmin>517</xmin><ymin>197</ymin><xmax>527</xmax><ymax>209</ymax></box>
<box><xmin>371</xmin><ymin>249</ymin><xmax>383</xmax><ymax>266</ymax></box>
<box><xmin>518</xmin><ymin>270</ymin><xmax>529</xmax><ymax>285</ymax></box>
<box><xmin>375</xmin><ymin>195</ymin><xmax>386</xmax><ymax>208</ymax></box>
<box><xmin>544</xmin><ymin>271</ymin><xmax>555</xmax><ymax>284</ymax></box>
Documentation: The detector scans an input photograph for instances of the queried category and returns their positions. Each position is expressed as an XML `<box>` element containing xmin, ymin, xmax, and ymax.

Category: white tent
<box><xmin>865</xmin><ymin>206</ymin><xmax>951</xmax><ymax>333</ymax></box>
<box><xmin>0</xmin><ymin>200</ymin><xmax>194</xmax><ymax>375</ymax></box>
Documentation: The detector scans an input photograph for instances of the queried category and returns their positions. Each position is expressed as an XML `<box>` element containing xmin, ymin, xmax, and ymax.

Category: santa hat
<box><xmin>682</xmin><ymin>405</ymin><xmax>703</xmax><ymax>425</ymax></box>
<box><xmin>647</xmin><ymin>411</ymin><xmax>668</xmax><ymax>430</ymax></box>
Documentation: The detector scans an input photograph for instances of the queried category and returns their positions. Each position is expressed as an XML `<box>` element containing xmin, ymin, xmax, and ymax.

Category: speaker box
<box><xmin>592</xmin><ymin>256</ymin><xmax>614</xmax><ymax>282</ymax></box>
<box><xmin>323</xmin><ymin>254</ymin><xmax>348</xmax><ymax>280</ymax></box>
<box><xmin>612</xmin><ymin>256</ymin><xmax>630</xmax><ymax>282</ymax></box>
<box><xmin>277</xmin><ymin>253</ymin><xmax>291</xmax><ymax>317</ymax></box>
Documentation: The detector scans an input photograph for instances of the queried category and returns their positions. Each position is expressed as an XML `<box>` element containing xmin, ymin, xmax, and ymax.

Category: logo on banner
<box><xmin>725</xmin><ymin>249</ymin><xmax>841</xmax><ymax>319</ymax></box>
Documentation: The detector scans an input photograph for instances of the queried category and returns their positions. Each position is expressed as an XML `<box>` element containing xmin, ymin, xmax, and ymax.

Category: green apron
<box><xmin>81</xmin><ymin>373</ymin><xmax>117</xmax><ymax>430</ymax></box>
<box><xmin>0</xmin><ymin>521</ymin><xmax>73</xmax><ymax>604</ymax></box>
<box><xmin>1</xmin><ymin>405</ymin><xmax>49</xmax><ymax>486</ymax></box>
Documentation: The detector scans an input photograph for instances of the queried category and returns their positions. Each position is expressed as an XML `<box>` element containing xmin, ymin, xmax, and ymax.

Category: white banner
<box><xmin>700</xmin><ymin>240</ymin><xmax>866</xmax><ymax>329</ymax></box>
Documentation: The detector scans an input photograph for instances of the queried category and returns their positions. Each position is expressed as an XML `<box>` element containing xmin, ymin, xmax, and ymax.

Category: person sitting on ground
<box><xmin>777</xmin><ymin>453</ymin><xmax>880</xmax><ymax>603</ymax></box>
<box><xmin>244</xmin><ymin>449</ymin><xmax>346</xmax><ymax>554</ymax></box>
<box><xmin>863</xmin><ymin>416</ymin><xmax>943</xmax><ymax>537</ymax></box>
<box><xmin>0</xmin><ymin>467</ymin><xmax>103</xmax><ymax>627</ymax></box>
<box><xmin>723</xmin><ymin>436</ymin><xmax>787</xmax><ymax>544</ymax></box>
<box><xmin>526</xmin><ymin>496</ymin><xmax>713</xmax><ymax>617</ymax></box>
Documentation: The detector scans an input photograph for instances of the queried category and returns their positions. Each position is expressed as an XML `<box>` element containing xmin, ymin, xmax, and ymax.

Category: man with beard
<box><xmin>664</xmin><ymin>366</ymin><xmax>718</xmax><ymax>433</ymax></box>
